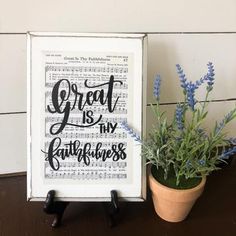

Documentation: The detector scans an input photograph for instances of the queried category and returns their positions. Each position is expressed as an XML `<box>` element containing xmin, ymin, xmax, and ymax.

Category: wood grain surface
<box><xmin>0</xmin><ymin>159</ymin><xmax>236</xmax><ymax>236</ymax></box>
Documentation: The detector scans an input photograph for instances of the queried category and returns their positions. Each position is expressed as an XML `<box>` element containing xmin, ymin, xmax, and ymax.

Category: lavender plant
<box><xmin>123</xmin><ymin>62</ymin><xmax>236</xmax><ymax>188</ymax></box>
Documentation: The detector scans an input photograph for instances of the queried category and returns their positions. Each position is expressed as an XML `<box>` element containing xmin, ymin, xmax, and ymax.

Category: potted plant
<box><xmin>121</xmin><ymin>62</ymin><xmax>236</xmax><ymax>222</ymax></box>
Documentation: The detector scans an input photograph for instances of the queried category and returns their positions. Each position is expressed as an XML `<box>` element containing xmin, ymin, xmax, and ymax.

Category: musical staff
<box><xmin>45</xmin><ymin>65</ymin><xmax>128</xmax><ymax>74</ymax></box>
<box><xmin>45</xmin><ymin>161</ymin><xmax>127</xmax><ymax>169</ymax></box>
<box><xmin>45</xmin><ymin>172</ymin><xmax>127</xmax><ymax>180</ymax></box>
<box><xmin>45</xmin><ymin>132</ymin><xmax>127</xmax><ymax>139</ymax></box>
<box><xmin>45</xmin><ymin>81</ymin><xmax>128</xmax><ymax>89</ymax></box>
<box><xmin>45</xmin><ymin>116</ymin><xmax>127</xmax><ymax>124</ymax></box>
<box><xmin>45</xmin><ymin>107</ymin><xmax>127</xmax><ymax>114</ymax></box>
<box><xmin>45</xmin><ymin>90</ymin><xmax>128</xmax><ymax>99</ymax></box>
<box><xmin>44</xmin><ymin>141</ymin><xmax>127</xmax><ymax>149</ymax></box>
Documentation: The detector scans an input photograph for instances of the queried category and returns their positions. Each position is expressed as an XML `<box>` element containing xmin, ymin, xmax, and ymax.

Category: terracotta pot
<box><xmin>149</xmin><ymin>168</ymin><xmax>206</xmax><ymax>222</ymax></box>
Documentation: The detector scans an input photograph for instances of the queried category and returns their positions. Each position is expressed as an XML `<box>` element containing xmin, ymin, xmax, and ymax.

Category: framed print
<box><xmin>27</xmin><ymin>32</ymin><xmax>147</xmax><ymax>201</ymax></box>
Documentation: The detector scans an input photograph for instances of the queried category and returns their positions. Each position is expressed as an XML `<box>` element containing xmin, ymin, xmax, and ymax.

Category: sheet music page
<box><xmin>41</xmin><ymin>51</ymin><xmax>134</xmax><ymax>184</ymax></box>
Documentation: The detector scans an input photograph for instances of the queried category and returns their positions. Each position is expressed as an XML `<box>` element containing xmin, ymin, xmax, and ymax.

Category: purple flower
<box><xmin>206</xmin><ymin>62</ymin><xmax>215</xmax><ymax>91</ymax></box>
<box><xmin>175</xmin><ymin>104</ymin><xmax>184</xmax><ymax>130</ymax></box>
<box><xmin>176</xmin><ymin>62</ymin><xmax>216</xmax><ymax>111</ymax></box>
<box><xmin>195</xmin><ymin>75</ymin><xmax>208</xmax><ymax>89</ymax></box>
<box><xmin>215</xmin><ymin>108</ymin><xmax>236</xmax><ymax>134</ymax></box>
<box><xmin>176</xmin><ymin>64</ymin><xmax>188</xmax><ymax>93</ymax></box>
<box><xmin>195</xmin><ymin>62</ymin><xmax>214</xmax><ymax>91</ymax></box>
<box><xmin>176</xmin><ymin>64</ymin><xmax>197</xmax><ymax>110</ymax></box>
<box><xmin>121</xmin><ymin>121</ymin><xmax>142</xmax><ymax>143</ymax></box>
<box><xmin>199</xmin><ymin>159</ymin><xmax>206</xmax><ymax>165</ymax></box>
<box><xmin>153</xmin><ymin>75</ymin><xmax>161</xmax><ymax>100</ymax></box>
<box><xmin>186</xmin><ymin>82</ymin><xmax>197</xmax><ymax>111</ymax></box>
<box><xmin>219</xmin><ymin>147</ymin><xmax>236</xmax><ymax>160</ymax></box>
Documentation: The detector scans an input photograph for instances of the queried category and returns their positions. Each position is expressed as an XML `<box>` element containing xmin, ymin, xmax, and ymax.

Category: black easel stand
<box><xmin>43</xmin><ymin>190</ymin><xmax>69</xmax><ymax>228</ymax></box>
<box><xmin>43</xmin><ymin>190</ymin><xmax>120</xmax><ymax>228</ymax></box>
<box><xmin>103</xmin><ymin>190</ymin><xmax>120</xmax><ymax>228</ymax></box>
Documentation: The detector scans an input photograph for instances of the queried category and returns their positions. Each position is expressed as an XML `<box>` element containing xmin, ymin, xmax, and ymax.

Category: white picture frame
<box><xmin>27</xmin><ymin>32</ymin><xmax>147</xmax><ymax>201</ymax></box>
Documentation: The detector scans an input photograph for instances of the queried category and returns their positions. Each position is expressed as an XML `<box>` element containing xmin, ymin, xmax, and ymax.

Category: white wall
<box><xmin>0</xmin><ymin>0</ymin><xmax>236</xmax><ymax>174</ymax></box>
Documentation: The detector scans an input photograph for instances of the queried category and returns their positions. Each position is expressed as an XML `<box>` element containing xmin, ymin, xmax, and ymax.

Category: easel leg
<box><xmin>103</xmin><ymin>190</ymin><xmax>120</xmax><ymax>227</ymax></box>
<box><xmin>43</xmin><ymin>190</ymin><xmax>69</xmax><ymax>228</ymax></box>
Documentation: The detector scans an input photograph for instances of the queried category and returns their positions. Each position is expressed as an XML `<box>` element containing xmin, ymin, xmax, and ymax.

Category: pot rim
<box><xmin>149</xmin><ymin>167</ymin><xmax>206</xmax><ymax>194</ymax></box>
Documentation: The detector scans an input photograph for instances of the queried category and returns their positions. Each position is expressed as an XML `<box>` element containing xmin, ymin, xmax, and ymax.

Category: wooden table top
<box><xmin>0</xmin><ymin>159</ymin><xmax>236</xmax><ymax>236</ymax></box>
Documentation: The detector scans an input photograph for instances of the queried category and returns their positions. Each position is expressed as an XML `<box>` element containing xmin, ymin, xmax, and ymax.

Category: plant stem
<box><xmin>200</xmin><ymin>90</ymin><xmax>210</xmax><ymax>118</ymax></box>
